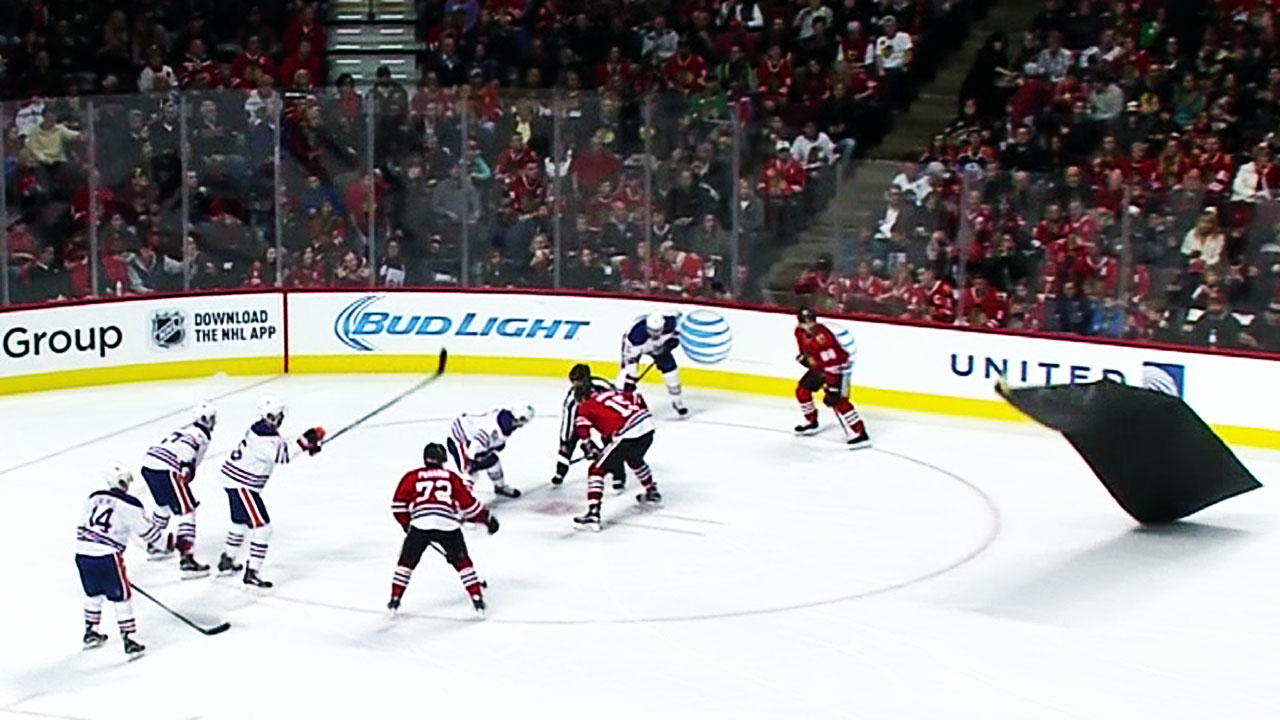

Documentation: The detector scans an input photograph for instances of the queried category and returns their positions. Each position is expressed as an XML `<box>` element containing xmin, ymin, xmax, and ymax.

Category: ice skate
<box><xmin>550</xmin><ymin>472</ymin><xmax>565</xmax><ymax>486</ymax></box>
<box><xmin>673</xmin><ymin>398</ymin><xmax>689</xmax><ymax>417</ymax></box>
<box><xmin>573</xmin><ymin>507</ymin><xmax>602</xmax><ymax>531</ymax></box>
<box><xmin>122</xmin><ymin>633</ymin><xmax>145</xmax><ymax>659</ymax></box>
<box><xmin>846</xmin><ymin>430</ymin><xmax>873</xmax><ymax>450</ymax></box>
<box><xmin>179</xmin><ymin>555</ymin><xmax>210</xmax><ymax>579</ymax></box>
<box><xmin>493</xmin><ymin>484</ymin><xmax>521</xmax><ymax>499</ymax></box>
<box><xmin>471</xmin><ymin>595</ymin><xmax>486</xmax><ymax>619</ymax></box>
<box><xmin>217</xmin><ymin>553</ymin><xmax>242</xmax><ymax>576</ymax></box>
<box><xmin>242</xmin><ymin>568</ymin><xmax>273</xmax><ymax>589</ymax></box>
<box><xmin>146</xmin><ymin>536</ymin><xmax>175</xmax><ymax>561</ymax></box>
<box><xmin>637</xmin><ymin>485</ymin><xmax>663</xmax><ymax>505</ymax></box>
<box><xmin>612</xmin><ymin>475</ymin><xmax>627</xmax><ymax>492</ymax></box>
<box><xmin>795</xmin><ymin>418</ymin><xmax>820</xmax><ymax>435</ymax></box>
<box><xmin>82</xmin><ymin>624</ymin><xmax>107</xmax><ymax>650</ymax></box>
<box><xmin>387</xmin><ymin>598</ymin><xmax>400</xmax><ymax>616</ymax></box>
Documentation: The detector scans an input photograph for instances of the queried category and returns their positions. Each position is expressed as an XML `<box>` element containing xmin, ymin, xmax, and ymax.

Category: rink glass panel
<box><xmin>1</xmin><ymin>87</ymin><xmax>1276</xmax><ymax>356</ymax></box>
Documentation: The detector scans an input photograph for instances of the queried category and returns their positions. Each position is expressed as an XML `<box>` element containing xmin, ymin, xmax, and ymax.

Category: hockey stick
<box><xmin>133</xmin><ymin>584</ymin><xmax>230</xmax><ymax>636</ymax></box>
<box><xmin>323</xmin><ymin>348</ymin><xmax>448</xmax><ymax>446</ymax></box>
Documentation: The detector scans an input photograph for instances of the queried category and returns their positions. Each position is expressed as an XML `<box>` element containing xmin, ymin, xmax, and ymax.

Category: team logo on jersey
<box><xmin>1141</xmin><ymin>361</ymin><xmax>1185</xmax><ymax>398</ymax></box>
<box><xmin>150</xmin><ymin>310</ymin><xmax>187</xmax><ymax>350</ymax></box>
<box><xmin>677</xmin><ymin>309</ymin><xmax>732</xmax><ymax>364</ymax></box>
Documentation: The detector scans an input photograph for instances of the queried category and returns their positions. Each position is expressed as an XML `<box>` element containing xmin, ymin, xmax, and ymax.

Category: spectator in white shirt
<box><xmin>1090</xmin><ymin>73</ymin><xmax>1125</xmax><ymax>123</ymax></box>
<box><xmin>865</xmin><ymin>16</ymin><xmax>913</xmax><ymax>110</ymax></box>
<box><xmin>642</xmin><ymin>16</ymin><xmax>680</xmax><ymax>64</ymax></box>
<box><xmin>1232</xmin><ymin>143</ymin><xmax>1277</xmax><ymax>203</ymax></box>
<box><xmin>794</xmin><ymin>0</ymin><xmax>835</xmax><ymax>41</ymax></box>
<box><xmin>792</xmin><ymin>121</ymin><xmax>837</xmax><ymax>167</ymax></box>
<box><xmin>137</xmin><ymin>45</ymin><xmax>178</xmax><ymax>93</ymax></box>
<box><xmin>1036</xmin><ymin>31</ymin><xmax>1073</xmax><ymax>82</ymax></box>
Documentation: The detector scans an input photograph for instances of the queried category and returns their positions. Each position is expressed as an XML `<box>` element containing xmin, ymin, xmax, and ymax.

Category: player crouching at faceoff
<box><xmin>76</xmin><ymin>464</ymin><xmax>165</xmax><ymax>658</ymax></box>
<box><xmin>620</xmin><ymin>311</ymin><xmax>688</xmax><ymax>416</ymax></box>
<box><xmin>551</xmin><ymin>372</ymin><xmax>615</xmax><ymax>486</ymax></box>
<box><xmin>794</xmin><ymin>308</ymin><xmax>871</xmax><ymax>448</ymax></box>
<box><xmin>140</xmin><ymin>400</ymin><xmax>216</xmax><ymax>577</ymax></box>
<box><xmin>570</xmin><ymin>363</ymin><xmax>662</xmax><ymax>531</ymax></box>
<box><xmin>446</xmin><ymin>404</ymin><xmax>534</xmax><ymax>499</ymax></box>
<box><xmin>389</xmin><ymin>443</ymin><xmax>500</xmax><ymax>618</ymax></box>
<box><xmin>218</xmin><ymin>396</ymin><xmax>325</xmax><ymax>588</ymax></box>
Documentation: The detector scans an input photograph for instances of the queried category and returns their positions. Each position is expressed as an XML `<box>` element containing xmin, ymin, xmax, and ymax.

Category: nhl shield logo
<box><xmin>150</xmin><ymin>310</ymin><xmax>187</xmax><ymax>350</ymax></box>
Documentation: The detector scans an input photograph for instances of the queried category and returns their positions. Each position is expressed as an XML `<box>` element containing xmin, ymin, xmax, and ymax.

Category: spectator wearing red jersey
<box><xmin>572</xmin><ymin>133</ymin><xmax>622</xmax><ymax>198</ymax></box>
<box><xmin>284</xmin><ymin>3</ymin><xmax>327</xmax><ymax>56</ymax></box>
<box><xmin>757</xmin><ymin>43</ymin><xmax>793</xmax><ymax>93</ymax></box>
<box><xmin>758</xmin><ymin>141</ymin><xmax>807</xmax><ymax>241</ymax></box>
<box><xmin>496</xmin><ymin>135</ymin><xmax>537</xmax><ymax>181</ymax></box>
<box><xmin>792</xmin><ymin>253</ymin><xmax>836</xmax><ymax>309</ymax></box>
<box><xmin>664</xmin><ymin>41</ymin><xmax>707</xmax><ymax>92</ymax></box>
<box><xmin>280</xmin><ymin>39</ymin><xmax>323</xmax><ymax>89</ymax></box>
<box><xmin>656</xmin><ymin>241</ymin><xmax>706</xmax><ymax>296</ymax></box>
<box><xmin>961</xmin><ymin>276</ymin><xmax>1009</xmax><ymax>328</ymax></box>
<box><xmin>595</xmin><ymin>47</ymin><xmax>634</xmax><ymax>91</ymax></box>
<box><xmin>178</xmin><ymin>39</ymin><xmax>224</xmax><ymax>89</ymax></box>
<box><xmin>231</xmin><ymin>35</ymin><xmax>277</xmax><ymax>88</ymax></box>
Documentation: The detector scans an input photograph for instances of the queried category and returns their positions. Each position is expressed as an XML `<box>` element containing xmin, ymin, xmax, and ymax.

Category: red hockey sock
<box><xmin>834</xmin><ymin>400</ymin><xmax>866</xmax><ymax>435</ymax></box>
<box><xmin>796</xmin><ymin>386</ymin><xmax>817</xmax><ymax>421</ymax></box>
<box><xmin>391</xmin><ymin>565</ymin><xmax>412</xmax><ymax>599</ymax></box>
<box><xmin>587</xmin><ymin>475</ymin><xmax>604</xmax><ymax>504</ymax></box>
<box><xmin>451</xmin><ymin>557</ymin><xmax>483</xmax><ymax>599</ymax></box>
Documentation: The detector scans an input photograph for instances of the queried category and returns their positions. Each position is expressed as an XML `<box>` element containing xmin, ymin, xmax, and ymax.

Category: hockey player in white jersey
<box><xmin>446</xmin><ymin>404</ymin><xmax>535</xmax><ymax>499</ymax></box>
<box><xmin>620</xmin><ymin>311</ymin><xmax>687</xmax><ymax>416</ymax></box>
<box><xmin>218</xmin><ymin>396</ymin><xmax>325</xmax><ymax>588</ymax></box>
<box><xmin>140</xmin><ymin>401</ymin><xmax>215</xmax><ymax>577</ymax></box>
<box><xmin>75</xmin><ymin>464</ymin><xmax>164</xmax><ymax>657</ymax></box>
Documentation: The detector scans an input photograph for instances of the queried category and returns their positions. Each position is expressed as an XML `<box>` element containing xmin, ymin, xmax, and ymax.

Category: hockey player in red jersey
<box><xmin>388</xmin><ymin>443</ymin><xmax>500</xmax><ymax>618</ymax></box>
<box><xmin>568</xmin><ymin>362</ymin><xmax>662</xmax><ymax>531</ymax></box>
<box><xmin>794</xmin><ymin>307</ymin><xmax>872</xmax><ymax>448</ymax></box>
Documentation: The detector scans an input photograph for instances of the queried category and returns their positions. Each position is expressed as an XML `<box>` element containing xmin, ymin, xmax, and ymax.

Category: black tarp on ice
<box><xmin>997</xmin><ymin>380</ymin><xmax>1261</xmax><ymax>524</ymax></box>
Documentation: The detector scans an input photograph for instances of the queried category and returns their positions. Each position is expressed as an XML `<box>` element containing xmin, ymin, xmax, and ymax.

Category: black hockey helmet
<box><xmin>569</xmin><ymin>363</ymin><xmax>592</xmax><ymax>384</ymax></box>
<box><xmin>797</xmin><ymin>307</ymin><xmax>817</xmax><ymax>325</ymax></box>
<box><xmin>423</xmin><ymin>442</ymin><xmax>447</xmax><ymax>467</ymax></box>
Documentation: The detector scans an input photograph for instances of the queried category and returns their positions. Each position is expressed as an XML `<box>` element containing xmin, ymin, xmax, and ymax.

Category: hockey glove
<box><xmin>471</xmin><ymin>451</ymin><xmax>500</xmax><ymax>472</ymax></box>
<box><xmin>581</xmin><ymin>439</ymin><xmax>602</xmax><ymax>461</ymax></box>
<box><xmin>485</xmin><ymin>515</ymin><xmax>500</xmax><ymax>535</ymax></box>
<box><xmin>302</xmin><ymin>427</ymin><xmax>327</xmax><ymax>455</ymax></box>
<box><xmin>796</xmin><ymin>353</ymin><xmax>812</xmax><ymax>368</ymax></box>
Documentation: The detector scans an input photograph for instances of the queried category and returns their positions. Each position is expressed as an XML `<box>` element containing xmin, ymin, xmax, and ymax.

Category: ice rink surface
<box><xmin>0</xmin><ymin>372</ymin><xmax>1277</xmax><ymax>720</ymax></box>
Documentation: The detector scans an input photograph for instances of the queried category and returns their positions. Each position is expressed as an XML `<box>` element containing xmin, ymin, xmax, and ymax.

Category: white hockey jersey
<box><xmin>75</xmin><ymin>489</ymin><xmax>162</xmax><ymax>556</ymax></box>
<box><xmin>220</xmin><ymin>420</ymin><xmax>303</xmax><ymax>492</ymax></box>
<box><xmin>141</xmin><ymin>423</ymin><xmax>211</xmax><ymax>476</ymax></box>
<box><xmin>449</xmin><ymin>410</ymin><xmax>512</xmax><ymax>473</ymax></box>
<box><xmin>620</xmin><ymin>313</ymin><xmax>680</xmax><ymax>363</ymax></box>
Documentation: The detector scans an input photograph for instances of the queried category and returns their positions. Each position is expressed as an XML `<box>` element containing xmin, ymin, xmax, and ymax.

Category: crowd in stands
<box><xmin>2</xmin><ymin>0</ymin><xmax>980</xmax><ymax>306</ymax></box>
<box><xmin>796</xmin><ymin>0</ymin><xmax>1280</xmax><ymax>352</ymax></box>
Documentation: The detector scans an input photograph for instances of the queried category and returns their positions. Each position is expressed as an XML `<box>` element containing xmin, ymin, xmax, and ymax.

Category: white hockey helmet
<box><xmin>645</xmin><ymin>311</ymin><xmax>667</xmax><ymax>335</ymax></box>
<box><xmin>103</xmin><ymin>463</ymin><xmax>134</xmax><ymax>492</ymax></box>
<box><xmin>192</xmin><ymin>400</ymin><xmax>217</xmax><ymax>430</ymax></box>
<box><xmin>510</xmin><ymin>403</ymin><xmax>535</xmax><ymax>428</ymax></box>
<box><xmin>257</xmin><ymin>395</ymin><xmax>286</xmax><ymax>427</ymax></box>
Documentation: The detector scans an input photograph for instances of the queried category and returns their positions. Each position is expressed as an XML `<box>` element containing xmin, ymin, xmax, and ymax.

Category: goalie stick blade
<box><xmin>201</xmin><ymin>622</ymin><xmax>232</xmax><ymax>636</ymax></box>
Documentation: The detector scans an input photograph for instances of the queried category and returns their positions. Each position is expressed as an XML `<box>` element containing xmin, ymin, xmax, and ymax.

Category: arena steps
<box><xmin>325</xmin><ymin>0</ymin><xmax>421</xmax><ymax>84</ymax></box>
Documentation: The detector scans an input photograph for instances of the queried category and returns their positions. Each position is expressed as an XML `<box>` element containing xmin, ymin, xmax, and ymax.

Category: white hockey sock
<box><xmin>634</xmin><ymin>463</ymin><xmax>654</xmax><ymax>489</ymax></box>
<box><xmin>247</xmin><ymin>525</ymin><xmax>272</xmax><ymax>572</ymax></box>
<box><xmin>224</xmin><ymin>529</ymin><xmax>245</xmax><ymax>556</ymax></box>
<box><xmin>84</xmin><ymin>596</ymin><xmax>103</xmax><ymax>627</ymax></box>
<box><xmin>663</xmin><ymin>370</ymin><xmax>683</xmax><ymax>398</ymax></box>
<box><xmin>176</xmin><ymin>512</ymin><xmax>196</xmax><ymax>553</ymax></box>
<box><xmin>488</xmin><ymin>462</ymin><xmax>507</xmax><ymax>488</ymax></box>
<box><xmin>114</xmin><ymin>599</ymin><xmax>137</xmax><ymax>635</ymax></box>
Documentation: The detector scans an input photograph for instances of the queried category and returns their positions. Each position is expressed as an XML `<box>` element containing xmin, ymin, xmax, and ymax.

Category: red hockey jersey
<box><xmin>795</xmin><ymin>323</ymin><xmax>849</xmax><ymax>376</ymax></box>
<box><xmin>575</xmin><ymin>389</ymin><xmax>655</xmax><ymax>444</ymax></box>
<box><xmin>391</xmin><ymin>466</ymin><xmax>490</xmax><ymax>532</ymax></box>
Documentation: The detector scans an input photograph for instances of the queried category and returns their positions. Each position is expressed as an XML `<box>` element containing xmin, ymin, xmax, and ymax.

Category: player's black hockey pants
<box><xmin>399</xmin><ymin>527</ymin><xmax>470</xmax><ymax>569</ymax></box>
